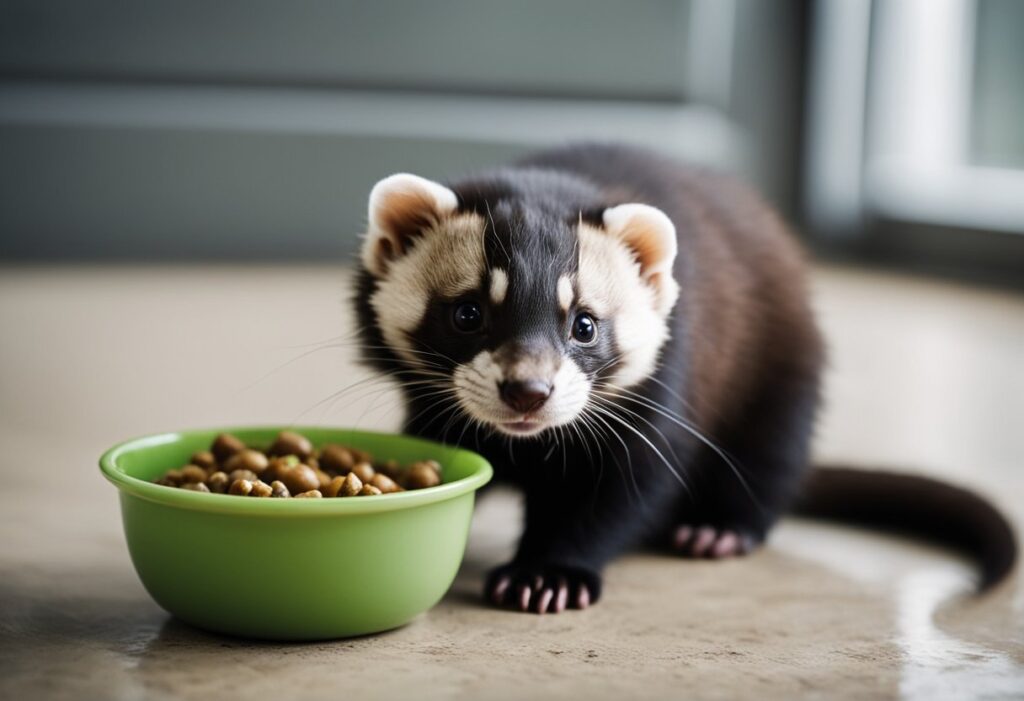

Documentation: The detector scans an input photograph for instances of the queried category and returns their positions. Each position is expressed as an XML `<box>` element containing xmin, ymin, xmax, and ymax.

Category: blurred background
<box><xmin>1</xmin><ymin>0</ymin><xmax>1022</xmax><ymax>282</ymax></box>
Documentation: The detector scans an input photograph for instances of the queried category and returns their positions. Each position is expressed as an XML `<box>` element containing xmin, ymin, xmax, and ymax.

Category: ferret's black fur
<box><xmin>354</xmin><ymin>144</ymin><xmax>1016</xmax><ymax>611</ymax></box>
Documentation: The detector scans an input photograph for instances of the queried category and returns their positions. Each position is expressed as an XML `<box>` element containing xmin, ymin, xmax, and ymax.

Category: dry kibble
<box><xmin>323</xmin><ymin>475</ymin><xmax>345</xmax><ymax>498</ymax></box>
<box><xmin>153</xmin><ymin>430</ymin><xmax>442</xmax><ymax>499</ymax></box>
<box><xmin>378</xmin><ymin>460</ymin><xmax>402</xmax><ymax>479</ymax></box>
<box><xmin>211</xmin><ymin>433</ymin><xmax>247</xmax><ymax>463</ymax></box>
<box><xmin>404</xmin><ymin>462</ymin><xmax>441</xmax><ymax>490</ymax></box>
<box><xmin>351</xmin><ymin>448</ymin><xmax>373</xmax><ymax>464</ymax></box>
<box><xmin>341</xmin><ymin>472</ymin><xmax>363</xmax><ymax>497</ymax></box>
<box><xmin>370</xmin><ymin>473</ymin><xmax>401</xmax><ymax>494</ymax></box>
<box><xmin>267</xmin><ymin>430</ymin><xmax>313</xmax><ymax>460</ymax></box>
<box><xmin>180</xmin><ymin>465</ymin><xmax>208</xmax><ymax>483</ymax></box>
<box><xmin>229</xmin><ymin>469</ymin><xmax>259</xmax><ymax>484</ymax></box>
<box><xmin>224</xmin><ymin>449</ymin><xmax>269</xmax><ymax>475</ymax></box>
<box><xmin>351</xmin><ymin>461</ymin><xmax>375</xmax><ymax>483</ymax></box>
<box><xmin>277</xmin><ymin>464</ymin><xmax>320</xmax><ymax>496</ymax></box>
<box><xmin>262</xmin><ymin>455</ymin><xmax>299</xmax><ymax>483</ymax></box>
<box><xmin>190</xmin><ymin>451</ymin><xmax>217</xmax><ymax>471</ymax></box>
<box><xmin>207</xmin><ymin>471</ymin><xmax>229</xmax><ymax>493</ymax></box>
<box><xmin>229</xmin><ymin>479</ymin><xmax>254</xmax><ymax>496</ymax></box>
<box><xmin>250</xmin><ymin>480</ymin><xmax>273</xmax><ymax>498</ymax></box>
<box><xmin>320</xmin><ymin>445</ymin><xmax>355</xmax><ymax>473</ymax></box>
<box><xmin>161</xmin><ymin>469</ymin><xmax>184</xmax><ymax>486</ymax></box>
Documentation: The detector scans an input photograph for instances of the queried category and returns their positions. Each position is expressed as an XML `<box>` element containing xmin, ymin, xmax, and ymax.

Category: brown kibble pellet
<box><xmin>250</xmin><ymin>480</ymin><xmax>273</xmax><ymax>498</ymax></box>
<box><xmin>404</xmin><ymin>462</ymin><xmax>441</xmax><ymax>489</ymax></box>
<box><xmin>370</xmin><ymin>473</ymin><xmax>401</xmax><ymax>494</ymax></box>
<box><xmin>319</xmin><ymin>444</ymin><xmax>355</xmax><ymax>473</ymax></box>
<box><xmin>229</xmin><ymin>468</ymin><xmax>259</xmax><ymax>484</ymax></box>
<box><xmin>161</xmin><ymin>469</ymin><xmax>184</xmax><ymax>486</ymax></box>
<box><xmin>262</xmin><ymin>455</ymin><xmax>299</xmax><ymax>483</ymax></box>
<box><xmin>315</xmin><ymin>469</ymin><xmax>333</xmax><ymax>489</ymax></box>
<box><xmin>295</xmin><ymin>489</ymin><xmax>322</xmax><ymax>499</ymax></box>
<box><xmin>224</xmin><ymin>449</ymin><xmax>269</xmax><ymax>475</ymax></box>
<box><xmin>277</xmin><ymin>463</ymin><xmax>320</xmax><ymax>496</ymax></box>
<box><xmin>207</xmin><ymin>471</ymin><xmax>229</xmax><ymax>493</ymax></box>
<box><xmin>378</xmin><ymin>459</ymin><xmax>402</xmax><ymax>479</ymax></box>
<box><xmin>351</xmin><ymin>461</ymin><xmax>375</xmax><ymax>482</ymax></box>
<box><xmin>229</xmin><ymin>479</ymin><xmax>253</xmax><ymax>496</ymax></box>
<box><xmin>358</xmin><ymin>484</ymin><xmax>383</xmax><ymax>496</ymax></box>
<box><xmin>306</xmin><ymin>455</ymin><xmax>320</xmax><ymax>471</ymax></box>
<box><xmin>270</xmin><ymin>480</ymin><xmax>290</xmax><ymax>498</ymax></box>
<box><xmin>180</xmin><ymin>465</ymin><xmax>208</xmax><ymax>483</ymax></box>
<box><xmin>182</xmin><ymin>481</ymin><xmax>211</xmax><ymax>492</ymax></box>
<box><xmin>323</xmin><ymin>475</ymin><xmax>345</xmax><ymax>498</ymax></box>
<box><xmin>190</xmin><ymin>451</ymin><xmax>217</xmax><ymax>471</ymax></box>
<box><xmin>211</xmin><ymin>433</ymin><xmax>246</xmax><ymax>463</ymax></box>
<box><xmin>341</xmin><ymin>472</ymin><xmax>363</xmax><ymax>497</ymax></box>
<box><xmin>267</xmin><ymin>430</ymin><xmax>313</xmax><ymax>460</ymax></box>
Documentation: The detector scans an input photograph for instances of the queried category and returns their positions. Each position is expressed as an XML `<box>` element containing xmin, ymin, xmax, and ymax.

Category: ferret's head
<box><xmin>358</xmin><ymin>173</ymin><xmax>679</xmax><ymax>438</ymax></box>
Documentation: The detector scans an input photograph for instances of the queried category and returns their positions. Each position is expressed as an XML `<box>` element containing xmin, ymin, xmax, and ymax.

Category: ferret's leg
<box><xmin>670</xmin><ymin>371</ymin><xmax>821</xmax><ymax>558</ymax></box>
<box><xmin>486</xmin><ymin>459</ymin><xmax>682</xmax><ymax>614</ymax></box>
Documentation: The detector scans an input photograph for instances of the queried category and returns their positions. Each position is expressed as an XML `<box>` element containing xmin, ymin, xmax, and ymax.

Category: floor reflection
<box><xmin>772</xmin><ymin>521</ymin><xmax>1024</xmax><ymax>699</ymax></box>
<box><xmin>898</xmin><ymin>569</ymin><xmax>1024</xmax><ymax>700</ymax></box>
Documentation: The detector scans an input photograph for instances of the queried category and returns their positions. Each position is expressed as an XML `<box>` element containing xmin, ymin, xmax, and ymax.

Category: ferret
<box><xmin>353</xmin><ymin>143</ymin><xmax>1016</xmax><ymax>614</ymax></box>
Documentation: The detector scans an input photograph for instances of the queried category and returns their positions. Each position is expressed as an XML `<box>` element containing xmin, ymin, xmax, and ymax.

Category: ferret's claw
<box><xmin>671</xmin><ymin>524</ymin><xmax>760</xmax><ymax>559</ymax></box>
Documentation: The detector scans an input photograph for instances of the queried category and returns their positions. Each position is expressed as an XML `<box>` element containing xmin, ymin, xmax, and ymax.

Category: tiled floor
<box><xmin>1</xmin><ymin>264</ymin><xmax>1021</xmax><ymax>700</ymax></box>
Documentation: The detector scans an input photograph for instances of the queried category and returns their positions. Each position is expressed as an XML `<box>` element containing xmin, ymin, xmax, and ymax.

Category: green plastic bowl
<box><xmin>100</xmin><ymin>427</ymin><xmax>492</xmax><ymax>640</ymax></box>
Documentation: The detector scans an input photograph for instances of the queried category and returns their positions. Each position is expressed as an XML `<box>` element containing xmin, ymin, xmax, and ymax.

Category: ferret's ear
<box><xmin>362</xmin><ymin>173</ymin><xmax>459</xmax><ymax>277</ymax></box>
<box><xmin>602</xmin><ymin>203</ymin><xmax>679</xmax><ymax>315</ymax></box>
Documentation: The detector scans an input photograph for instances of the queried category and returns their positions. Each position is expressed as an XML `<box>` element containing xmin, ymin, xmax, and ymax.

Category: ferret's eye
<box><xmin>452</xmin><ymin>301</ymin><xmax>484</xmax><ymax>333</ymax></box>
<box><xmin>571</xmin><ymin>312</ymin><xmax>597</xmax><ymax>345</ymax></box>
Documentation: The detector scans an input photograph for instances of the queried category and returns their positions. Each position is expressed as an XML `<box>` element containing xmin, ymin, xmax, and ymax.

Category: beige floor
<box><xmin>0</xmin><ymin>264</ymin><xmax>1022</xmax><ymax>700</ymax></box>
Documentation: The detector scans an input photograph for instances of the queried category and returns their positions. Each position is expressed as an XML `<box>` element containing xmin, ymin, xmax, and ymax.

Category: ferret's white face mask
<box><xmin>359</xmin><ymin>173</ymin><xmax>679</xmax><ymax>438</ymax></box>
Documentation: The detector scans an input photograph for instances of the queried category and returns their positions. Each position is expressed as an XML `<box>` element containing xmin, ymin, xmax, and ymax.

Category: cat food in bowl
<box><xmin>152</xmin><ymin>430</ymin><xmax>442</xmax><ymax>499</ymax></box>
<box><xmin>100</xmin><ymin>427</ymin><xmax>492</xmax><ymax>640</ymax></box>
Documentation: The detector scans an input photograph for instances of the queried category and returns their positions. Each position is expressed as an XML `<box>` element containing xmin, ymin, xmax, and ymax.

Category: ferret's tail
<box><xmin>794</xmin><ymin>465</ymin><xmax>1017</xmax><ymax>590</ymax></box>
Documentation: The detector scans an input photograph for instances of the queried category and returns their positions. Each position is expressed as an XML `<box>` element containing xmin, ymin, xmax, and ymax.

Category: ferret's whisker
<box><xmin>593</xmin><ymin>385</ymin><xmax>749</xmax><ymax>476</ymax></box>
<box><xmin>593</xmin><ymin>389</ymin><xmax>762</xmax><ymax>511</ymax></box>
<box><xmin>584</xmin><ymin>404</ymin><xmax>645</xmax><ymax>507</ymax></box>
<box><xmin>270</xmin><ymin>327</ymin><xmax>365</xmax><ymax>351</ymax></box>
<box><xmin>588</xmin><ymin>402</ymin><xmax>688</xmax><ymax>491</ymax></box>
<box><xmin>591</xmin><ymin>394</ymin><xmax>692</xmax><ymax>498</ymax></box>
<box><xmin>289</xmin><ymin>374</ymin><xmax>395</xmax><ymax>425</ymax></box>
<box><xmin>404</xmin><ymin>393</ymin><xmax>461</xmax><ymax>432</ymax></box>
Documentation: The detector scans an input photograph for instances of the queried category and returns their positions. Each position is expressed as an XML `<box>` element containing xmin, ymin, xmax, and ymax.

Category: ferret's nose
<box><xmin>499</xmin><ymin>380</ymin><xmax>552</xmax><ymax>413</ymax></box>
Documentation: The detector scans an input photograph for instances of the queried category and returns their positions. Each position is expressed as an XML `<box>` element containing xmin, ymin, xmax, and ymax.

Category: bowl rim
<box><xmin>100</xmin><ymin>426</ymin><xmax>493</xmax><ymax>517</ymax></box>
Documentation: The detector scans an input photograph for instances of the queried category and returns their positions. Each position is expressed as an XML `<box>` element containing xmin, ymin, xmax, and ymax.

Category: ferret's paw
<box><xmin>484</xmin><ymin>563</ymin><xmax>601</xmax><ymax>614</ymax></box>
<box><xmin>671</xmin><ymin>524</ymin><xmax>762</xmax><ymax>559</ymax></box>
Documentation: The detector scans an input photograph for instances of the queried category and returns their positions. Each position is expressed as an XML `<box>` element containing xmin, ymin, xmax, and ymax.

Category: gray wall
<box><xmin>0</xmin><ymin>0</ymin><xmax>807</xmax><ymax>261</ymax></box>
<box><xmin>0</xmin><ymin>1</ymin><xmax>693</xmax><ymax>98</ymax></box>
